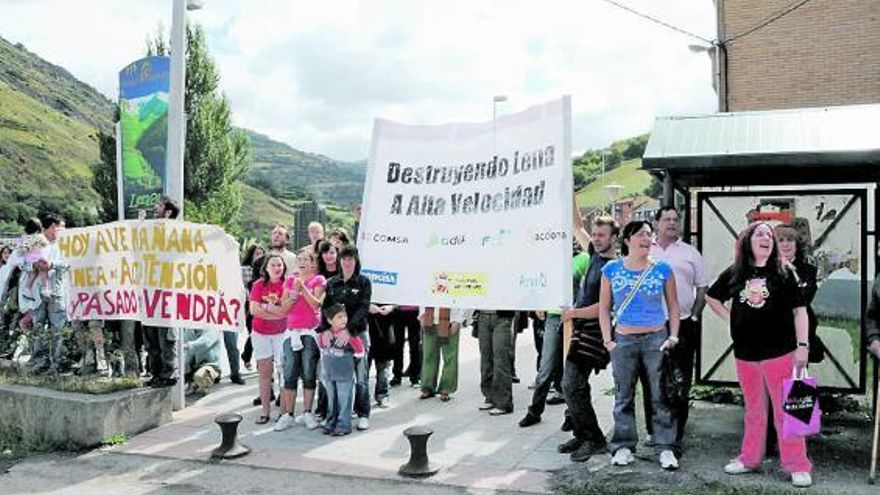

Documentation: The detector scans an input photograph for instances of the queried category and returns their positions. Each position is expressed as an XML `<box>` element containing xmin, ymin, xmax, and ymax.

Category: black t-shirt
<box><xmin>707</xmin><ymin>265</ymin><xmax>805</xmax><ymax>361</ymax></box>
<box><xmin>573</xmin><ymin>254</ymin><xmax>613</xmax><ymax>330</ymax></box>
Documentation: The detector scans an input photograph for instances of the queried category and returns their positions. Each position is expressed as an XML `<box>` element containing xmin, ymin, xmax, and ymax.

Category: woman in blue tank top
<box><xmin>599</xmin><ymin>220</ymin><xmax>681</xmax><ymax>470</ymax></box>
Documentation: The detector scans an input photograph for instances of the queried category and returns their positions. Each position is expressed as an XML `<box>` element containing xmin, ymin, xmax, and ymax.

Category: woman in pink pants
<box><xmin>706</xmin><ymin>222</ymin><xmax>812</xmax><ymax>488</ymax></box>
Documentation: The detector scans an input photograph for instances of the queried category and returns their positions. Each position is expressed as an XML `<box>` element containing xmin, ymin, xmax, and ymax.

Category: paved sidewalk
<box><xmin>110</xmin><ymin>328</ymin><xmax>616</xmax><ymax>494</ymax></box>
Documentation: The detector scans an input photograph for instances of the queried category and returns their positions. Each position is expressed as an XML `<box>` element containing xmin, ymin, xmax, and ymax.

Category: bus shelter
<box><xmin>642</xmin><ymin>104</ymin><xmax>880</xmax><ymax>393</ymax></box>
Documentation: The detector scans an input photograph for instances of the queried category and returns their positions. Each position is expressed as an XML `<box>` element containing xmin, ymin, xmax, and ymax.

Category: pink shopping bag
<box><xmin>782</xmin><ymin>368</ymin><xmax>821</xmax><ymax>439</ymax></box>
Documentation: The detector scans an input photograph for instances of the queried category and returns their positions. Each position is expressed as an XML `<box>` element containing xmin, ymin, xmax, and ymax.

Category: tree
<box><xmin>93</xmin><ymin>130</ymin><xmax>119</xmax><ymax>223</ymax></box>
<box><xmin>643</xmin><ymin>175</ymin><xmax>664</xmax><ymax>199</ymax></box>
<box><xmin>147</xmin><ymin>24</ymin><xmax>251</xmax><ymax>234</ymax></box>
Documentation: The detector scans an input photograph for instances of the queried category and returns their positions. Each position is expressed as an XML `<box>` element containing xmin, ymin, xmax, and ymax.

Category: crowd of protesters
<box><xmin>0</xmin><ymin>199</ymin><xmax>839</xmax><ymax>488</ymax></box>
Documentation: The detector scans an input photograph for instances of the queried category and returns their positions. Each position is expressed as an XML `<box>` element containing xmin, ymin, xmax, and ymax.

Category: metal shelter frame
<box><xmin>642</xmin><ymin>104</ymin><xmax>880</xmax><ymax>394</ymax></box>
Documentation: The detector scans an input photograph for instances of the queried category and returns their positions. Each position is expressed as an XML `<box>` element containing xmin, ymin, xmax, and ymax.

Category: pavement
<box><xmin>5</xmin><ymin>327</ymin><xmax>880</xmax><ymax>495</ymax></box>
<box><xmin>0</xmin><ymin>329</ymin><xmax>616</xmax><ymax>494</ymax></box>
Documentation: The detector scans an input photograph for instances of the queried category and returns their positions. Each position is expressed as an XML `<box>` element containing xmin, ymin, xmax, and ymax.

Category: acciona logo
<box><xmin>531</xmin><ymin>229</ymin><xmax>567</xmax><ymax>243</ymax></box>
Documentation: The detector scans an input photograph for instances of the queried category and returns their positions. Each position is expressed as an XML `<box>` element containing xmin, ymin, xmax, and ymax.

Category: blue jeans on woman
<box><xmin>609</xmin><ymin>330</ymin><xmax>677</xmax><ymax>455</ymax></box>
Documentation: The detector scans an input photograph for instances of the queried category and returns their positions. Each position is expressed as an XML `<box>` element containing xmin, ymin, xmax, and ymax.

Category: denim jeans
<box><xmin>528</xmin><ymin>314</ymin><xmax>563</xmax><ymax>417</ymax></box>
<box><xmin>282</xmin><ymin>334</ymin><xmax>319</xmax><ymax>389</ymax></box>
<box><xmin>324</xmin><ymin>377</ymin><xmax>354</xmax><ymax>432</ymax></box>
<box><xmin>223</xmin><ymin>330</ymin><xmax>241</xmax><ymax>378</ymax></box>
<box><xmin>31</xmin><ymin>296</ymin><xmax>67</xmax><ymax>370</ymax></box>
<box><xmin>609</xmin><ymin>331</ymin><xmax>677</xmax><ymax>455</ymax></box>
<box><xmin>354</xmin><ymin>353</ymin><xmax>371</xmax><ymax>418</ymax></box>
<box><xmin>372</xmin><ymin>356</ymin><xmax>391</xmax><ymax>399</ymax></box>
<box><xmin>562</xmin><ymin>359</ymin><xmax>606</xmax><ymax>444</ymax></box>
<box><xmin>642</xmin><ymin>318</ymin><xmax>699</xmax><ymax>444</ymax></box>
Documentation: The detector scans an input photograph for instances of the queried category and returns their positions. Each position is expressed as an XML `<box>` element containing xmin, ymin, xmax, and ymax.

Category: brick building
<box><xmin>715</xmin><ymin>0</ymin><xmax>880</xmax><ymax>111</ymax></box>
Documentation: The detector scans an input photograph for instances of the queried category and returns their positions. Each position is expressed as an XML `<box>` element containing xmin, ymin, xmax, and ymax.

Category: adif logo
<box><xmin>427</xmin><ymin>233</ymin><xmax>467</xmax><ymax>247</ymax></box>
<box><xmin>480</xmin><ymin>229</ymin><xmax>511</xmax><ymax>247</ymax></box>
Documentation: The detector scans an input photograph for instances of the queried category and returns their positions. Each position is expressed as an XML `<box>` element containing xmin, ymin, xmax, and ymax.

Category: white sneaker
<box><xmin>377</xmin><ymin>396</ymin><xmax>390</xmax><ymax>408</ymax></box>
<box><xmin>294</xmin><ymin>414</ymin><xmax>305</xmax><ymax>424</ymax></box>
<box><xmin>791</xmin><ymin>472</ymin><xmax>812</xmax><ymax>487</ymax></box>
<box><xmin>273</xmin><ymin>413</ymin><xmax>296</xmax><ymax>432</ymax></box>
<box><xmin>659</xmin><ymin>450</ymin><xmax>679</xmax><ymax>470</ymax></box>
<box><xmin>356</xmin><ymin>416</ymin><xmax>370</xmax><ymax>430</ymax></box>
<box><xmin>611</xmin><ymin>448</ymin><xmax>634</xmax><ymax>466</ymax></box>
<box><xmin>724</xmin><ymin>459</ymin><xmax>755</xmax><ymax>475</ymax></box>
<box><xmin>303</xmin><ymin>412</ymin><xmax>319</xmax><ymax>430</ymax></box>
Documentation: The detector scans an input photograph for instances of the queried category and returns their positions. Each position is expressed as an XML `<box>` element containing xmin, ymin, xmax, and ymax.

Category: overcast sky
<box><xmin>1</xmin><ymin>0</ymin><xmax>718</xmax><ymax>162</ymax></box>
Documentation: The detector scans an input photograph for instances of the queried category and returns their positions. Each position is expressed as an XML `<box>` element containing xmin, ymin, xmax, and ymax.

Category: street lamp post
<box><xmin>167</xmin><ymin>0</ymin><xmax>203</xmax><ymax>412</ymax></box>
<box><xmin>601</xmin><ymin>149</ymin><xmax>612</xmax><ymax>192</ymax></box>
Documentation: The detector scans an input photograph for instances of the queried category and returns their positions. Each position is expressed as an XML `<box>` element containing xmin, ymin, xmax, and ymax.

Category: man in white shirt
<box><xmin>648</xmin><ymin>205</ymin><xmax>710</xmax><ymax>448</ymax></box>
<box><xmin>28</xmin><ymin>215</ymin><xmax>70</xmax><ymax>373</ymax></box>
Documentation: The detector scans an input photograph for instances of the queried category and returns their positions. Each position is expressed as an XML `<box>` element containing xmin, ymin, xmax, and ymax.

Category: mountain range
<box><xmin>0</xmin><ymin>34</ymin><xmax>363</xmax><ymax>239</ymax></box>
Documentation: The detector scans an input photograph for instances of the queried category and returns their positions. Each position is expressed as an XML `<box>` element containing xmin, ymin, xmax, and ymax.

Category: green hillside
<box><xmin>245</xmin><ymin>129</ymin><xmax>365</xmax><ymax>207</ymax></box>
<box><xmin>0</xmin><ymin>36</ymin><xmax>114</xmax><ymax>133</ymax></box>
<box><xmin>575</xmin><ymin>158</ymin><xmax>652</xmax><ymax>209</ymax></box>
<box><xmin>239</xmin><ymin>182</ymin><xmax>296</xmax><ymax>236</ymax></box>
<box><xmin>0</xmin><ymin>78</ymin><xmax>103</xmax><ymax>230</ymax></box>
<box><xmin>0</xmin><ymin>35</ymin><xmax>361</xmax><ymax>238</ymax></box>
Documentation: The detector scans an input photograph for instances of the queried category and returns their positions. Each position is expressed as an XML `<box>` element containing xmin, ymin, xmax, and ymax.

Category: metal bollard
<box><xmin>398</xmin><ymin>425</ymin><xmax>439</xmax><ymax>477</ymax></box>
<box><xmin>211</xmin><ymin>413</ymin><xmax>250</xmax><ymax>459</ymax></box>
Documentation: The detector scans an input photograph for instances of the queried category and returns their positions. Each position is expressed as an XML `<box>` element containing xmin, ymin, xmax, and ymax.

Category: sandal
<box><xmin>439</xmin><ymin>393</ymin><xmax>451</xmax><ymax>402</ymax></box>
<box><xmin>255</xmin><ymin>415</ymin><xmax>270</xmax><ymax>425</ymax></box>
<box><xmin>419</xmin><ymin>391</ymin><xmax>435</xmax><ymax>400</ymax></box>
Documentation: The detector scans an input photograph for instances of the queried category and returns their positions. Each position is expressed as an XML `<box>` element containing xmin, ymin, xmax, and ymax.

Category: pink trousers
<box><xmin>735</xmin><ymin>351</ymin><xmax>812</xmax><ymax>473</ymax></box>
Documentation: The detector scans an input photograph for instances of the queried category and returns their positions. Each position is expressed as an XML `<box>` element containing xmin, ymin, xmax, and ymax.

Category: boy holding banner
<box><xmin>144</xmin><ymin>197</ymin><xmax>181</xmax><ymax>387</ymax></box>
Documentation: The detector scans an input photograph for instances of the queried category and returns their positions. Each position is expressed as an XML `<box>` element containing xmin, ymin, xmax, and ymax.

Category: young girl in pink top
<box><xmin>249</xmin><ymin>254</ymin><xmax>289</xmax><ymax>424</ymax></box>
<box><xmin>274</xmin><ymin>249</ymin><xmax>326</xmax><ymax>432</ymax></box>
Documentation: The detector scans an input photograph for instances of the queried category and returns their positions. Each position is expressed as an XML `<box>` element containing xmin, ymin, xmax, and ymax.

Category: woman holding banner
<box><xmin>250</xmin><ymin>254</ymin><xmax>289</xmax><ymax>424</ymax></box>
<box><xmin>706</xmin><ymin>222</ymin><xmax>812</xmax><ymax>487</ymax></box>
<box><xmin>599</xmin><ymin>220</ymin><xmax>680</xmax><ymax>470</ymax></box>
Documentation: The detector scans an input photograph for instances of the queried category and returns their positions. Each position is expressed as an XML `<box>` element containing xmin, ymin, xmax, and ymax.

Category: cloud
<box><xmin>0</xmin><ymin>0</ymin><xmax>717</xmax><ymax>161</ymax></box>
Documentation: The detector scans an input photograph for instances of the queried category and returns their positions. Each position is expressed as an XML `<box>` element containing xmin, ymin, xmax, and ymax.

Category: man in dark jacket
<box><xmin>559</xmin><ymin>215</ymin><xmax>619</xmax><ymax>462</ymax></box>
<box><xmin>321</xmin><ymin>245</ymin><xmax>372</xmax><ymax>430</ymax></box>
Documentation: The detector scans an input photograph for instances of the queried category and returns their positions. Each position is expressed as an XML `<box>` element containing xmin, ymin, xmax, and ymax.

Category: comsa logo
<box><xmin>532</xmin><ymin>230</ymin><xmax>567</xmax><ymax>242</ymax></box>
<box><xmin>365</xmin><ymin>233</ymin><xmax>409</xmax><ymax>245</ymax></box>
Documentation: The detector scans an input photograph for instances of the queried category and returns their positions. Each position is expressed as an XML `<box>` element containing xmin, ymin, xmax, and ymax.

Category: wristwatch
<box><xmin>797</xmin><ymin>341</ymin><xmax>809</xmax><ymax>348</ymax></box>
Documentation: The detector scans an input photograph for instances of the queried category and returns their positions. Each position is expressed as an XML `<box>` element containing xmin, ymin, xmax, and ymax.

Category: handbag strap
<box><xmin>613</xmin><ymin>261</ymin><xmax>655</xmax><ymax>325</ymax></box>
<box><xmin>791</xmin><ymin>366</ymin><xmax>810</xmax><ymax>380</ymax></box>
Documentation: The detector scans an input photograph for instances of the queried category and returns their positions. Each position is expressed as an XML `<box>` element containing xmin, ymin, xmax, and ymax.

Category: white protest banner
<box><xmin>358</xmin><ymin>96</ymin><xmax>573</xmax><ymax>310</ymax></box>
<box><xmin>59</xmin><ymin>220</ymin><xmax>245</xmax><ymax>332</ymax></box>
